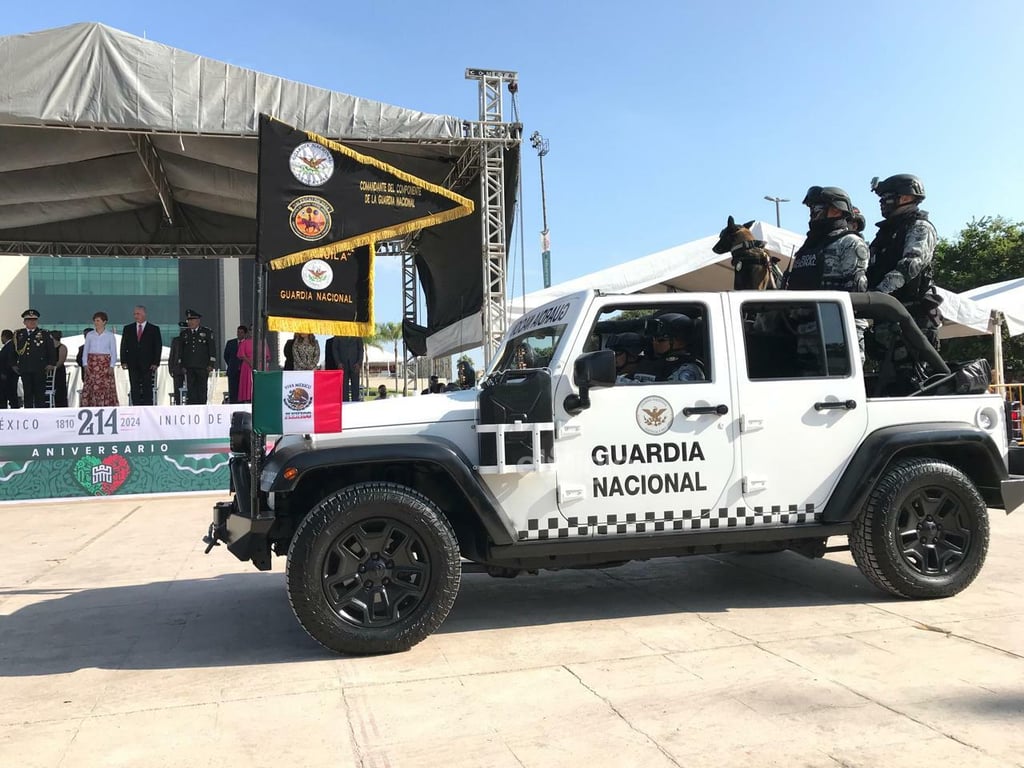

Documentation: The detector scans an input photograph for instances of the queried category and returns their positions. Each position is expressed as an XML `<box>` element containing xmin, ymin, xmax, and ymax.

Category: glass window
<box><xmin>742</xmin><ymin>301</ymin><xmax>850</xmax><ymax>380</ymax></box>
<box><xmin>491</xmin><ymin>324</ymin><xmax>567</xmax><ymax>374</ymax></box>
<box><xmin>587</xmin><ymin>302</ymin><xmax>710</xmax><ymax>384</ymax></box>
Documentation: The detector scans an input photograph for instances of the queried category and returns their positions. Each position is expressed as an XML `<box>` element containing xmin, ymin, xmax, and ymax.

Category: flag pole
<box><xmin>250</xmin><ymin>117</ymin><xmax>268</xmax><ymax>518</ymax></box>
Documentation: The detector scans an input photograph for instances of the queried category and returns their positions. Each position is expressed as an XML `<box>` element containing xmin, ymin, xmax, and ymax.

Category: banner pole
<box><xmin>249</xmin><ymin>261</ymin><xmax>267</xmax><ymax>518</ymax></box>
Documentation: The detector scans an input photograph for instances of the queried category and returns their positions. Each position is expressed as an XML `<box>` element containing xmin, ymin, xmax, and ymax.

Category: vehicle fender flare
<box><xmin>260</xmin><ymin>434</ymin><xmax>516</xmax><ymax>545</ymax></box>
<box><xmin>821</xmin><ymin>423</ymin><xmax>1007</xmax><ymax>523</ymax></box>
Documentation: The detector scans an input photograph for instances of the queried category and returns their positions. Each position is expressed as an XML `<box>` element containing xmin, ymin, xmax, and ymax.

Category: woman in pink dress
<box><xmin>236</xmin><ymin>336</ymin><xmax>269</xmax><ymax>403</ymax></box>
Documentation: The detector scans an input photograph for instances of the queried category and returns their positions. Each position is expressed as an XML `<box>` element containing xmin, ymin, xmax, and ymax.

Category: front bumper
<box><xmin>1000</xmin><ymin>475</ymin><xmax>1024</xmax><ymax>515</ymax></box>
<box><xmin>202</xmin><ymin>456</ymin><xmax>275</xmax><ymax>569</ymax></box>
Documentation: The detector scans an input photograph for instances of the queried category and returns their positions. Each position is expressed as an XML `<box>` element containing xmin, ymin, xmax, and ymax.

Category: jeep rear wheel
<box><xmin>286</xmin><ymin>481</ymin><xmax>461</xmax><ymax>655</ymax></box>
<box><xmin>850</xmin><ymin>458</ymin><xmax>989</xmax><ymax>599</ymax></box>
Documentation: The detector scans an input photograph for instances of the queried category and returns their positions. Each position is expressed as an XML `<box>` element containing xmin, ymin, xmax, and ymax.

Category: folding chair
<box><xmin>44</xmin><ymin>369</ymin><xmax>56</xmax><ymax>408</ymax></box>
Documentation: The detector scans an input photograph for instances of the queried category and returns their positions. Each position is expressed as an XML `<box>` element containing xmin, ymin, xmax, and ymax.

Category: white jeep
<box><xmin>205</xmin><ymin>289</ymin><xmax>1024</xmax><ymax>655</ymax></box>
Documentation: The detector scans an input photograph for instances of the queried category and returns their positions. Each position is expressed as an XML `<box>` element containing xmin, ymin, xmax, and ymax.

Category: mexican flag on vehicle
<box><xmin>252</xmin><ymin>370</ymin><xmax>343</xmax><ymax>434</ymax></box>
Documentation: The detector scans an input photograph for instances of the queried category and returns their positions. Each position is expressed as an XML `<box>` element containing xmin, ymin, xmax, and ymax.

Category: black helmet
<box><xmin>871</xmin><ymin>174</ymin><xmax>925</xmax><ymax>200</ymax></box>
<box><xmin>646</xmin><ymin>313</ymin><xmax>693</xmax><ymax>340</ymax></box>
<box><xmin>802</xmin><ymin>185</ymin><xmax>853</xmax><ymax>214</ymax></box>
<box><xmin>607</xmin><ymin>332</ymin><xmax>645</xmax><ymax>356</ymax></box>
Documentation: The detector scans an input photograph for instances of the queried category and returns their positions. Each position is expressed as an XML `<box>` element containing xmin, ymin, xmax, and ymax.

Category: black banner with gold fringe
<box><xmin>257</xmin><ymin>114</ymin><xmax>474</xmax><ymax>270</ymax></box>
<box><xmin>265</xmin><ymin>243</ymin><xmax>374</xmax><ymax>336</ymax></box>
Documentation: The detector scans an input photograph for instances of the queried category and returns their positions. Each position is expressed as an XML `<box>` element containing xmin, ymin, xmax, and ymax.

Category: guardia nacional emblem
<box><xmin>636</xmin><ymin>395</ymin><xmax>673</xmax><ymax>436</ymax></box>
<box><xmin>288</xmin><ymin>196</ymin><xmax>333</xmax><ymax>241</ymax></box>
<box><xmin>289</xmin><ymin>142</ymin><xmax>334</xmax><ymax>186</ymax></box>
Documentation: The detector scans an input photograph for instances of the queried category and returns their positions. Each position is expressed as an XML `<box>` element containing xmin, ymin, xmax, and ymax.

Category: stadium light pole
<box><xmin>530</xmin><ymin>130</ymin><xmax>552</xmax><ymax>288</ymax></box>
<box><xmin>764</xmin><ymin>195</ymin><xmax>789</xmax><ymax>228</ymax></box>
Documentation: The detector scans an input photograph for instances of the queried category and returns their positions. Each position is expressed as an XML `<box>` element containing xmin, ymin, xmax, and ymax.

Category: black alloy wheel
<box><xmin>892</xmin><ymin>485</ymin><xmax>973</xmax><ymax>577</ymax></box>
<box><xmin>322</xmin><ymin>516</ymin><xmax>431</xmax><ymax>628</ymax></box>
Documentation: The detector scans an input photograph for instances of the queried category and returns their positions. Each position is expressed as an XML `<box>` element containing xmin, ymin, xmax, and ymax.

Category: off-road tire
<box><xmin>850</xmin><ymin>458</ymin><xmax>989</xmax><ymax>599</ymax></box>
<box><xmin>286</xmin><ymin>481</ymin><xmax>461</xmax><ymax>655</ymax></box>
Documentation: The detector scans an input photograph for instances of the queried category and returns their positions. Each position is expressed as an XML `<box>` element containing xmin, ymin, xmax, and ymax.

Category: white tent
<box><xmin>427</xmin><ymin>222</ymin><xmax>804</xmax><ymax>356</ymax></box>
<box><xmin>427</xmin><ymin>221</ymin><xmax>1006</xmax><ymax>357</ymax></box>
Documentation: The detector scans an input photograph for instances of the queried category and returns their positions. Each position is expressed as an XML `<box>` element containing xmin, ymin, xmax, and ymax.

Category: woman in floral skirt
<box><xmin>80</xmin><ymin>311</ymin><xmax>119</xmax><ymax>407</ymax></box>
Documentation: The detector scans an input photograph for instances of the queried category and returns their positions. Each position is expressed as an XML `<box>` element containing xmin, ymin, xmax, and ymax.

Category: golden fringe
<box><xmin>302</xmin><ymin>126</ymin><xmax>475</xmax><ymax>211</ymax></box>
<box><xmin>267</xmin><ymin>206</ymin><xmax>470</xmax><ymax>271</ymax></box>
<box><xmin>268</xmin><ymin>316</ymin><xmax>375</xmax><ymax>337</ymax></box>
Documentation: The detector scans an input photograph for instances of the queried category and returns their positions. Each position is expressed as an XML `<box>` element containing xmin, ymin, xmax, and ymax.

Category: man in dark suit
<box><xmin>120</xmin><ymin>305</ymin><xmax>163</xmax><ymax>406</ymax></box>
<box><xmin>331</xmin><ymin>336</ymin><xmax>364</xmax><ymax>401</ymax></box>
<box><xmin>324</xmin><ymin>336</ymin><xmax>338</xmax><ymax>370</ymax></box>
<box><xmin>223</xmin><ymin>325</ymin><xmax>247</xmax><ymax>404</ymax></box>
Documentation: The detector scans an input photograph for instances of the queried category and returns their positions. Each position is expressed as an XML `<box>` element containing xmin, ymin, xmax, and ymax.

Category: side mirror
<box><xmin>564</xmin><ymin>350</ymin><xmax>616</xmax><ymax>415</ymax></box>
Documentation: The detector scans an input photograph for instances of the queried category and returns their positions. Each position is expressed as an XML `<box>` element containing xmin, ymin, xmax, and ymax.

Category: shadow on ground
<box><xmin>0</xmin><ymin>551</ymin><xmax>883</xmax><ymax>675</ymax></box>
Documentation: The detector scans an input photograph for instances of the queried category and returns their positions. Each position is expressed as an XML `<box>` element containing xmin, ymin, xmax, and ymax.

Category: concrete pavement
<box><xmin>0</xmin><ymin>493</ymin><xmax>1021</xmax><ymax>767</ymax></box>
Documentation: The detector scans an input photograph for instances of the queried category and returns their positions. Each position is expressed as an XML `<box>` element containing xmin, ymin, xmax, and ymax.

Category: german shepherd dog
<box><xmin>712</xmin><ymin>216</ymin><xmax>783</xmax><ymax>290</ymax></box>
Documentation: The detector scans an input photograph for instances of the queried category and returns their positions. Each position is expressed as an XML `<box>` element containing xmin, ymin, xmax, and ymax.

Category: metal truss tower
<box><xmin>398</xmin><ymin>69</ymin><xmax>520</xmax><ymax>389</ymax></box>
<box><xmin>465</xmin><ymin>68</ymin><xmax>519</xmax><ymax>366</ymax></box>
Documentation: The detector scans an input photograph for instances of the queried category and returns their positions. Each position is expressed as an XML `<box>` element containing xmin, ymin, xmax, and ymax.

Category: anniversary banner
<box><xmin>0</xmin><ymin>405</ymin><xmax>244</xmax><ymax>502</ymax></box>
<box><xmin>257</xmin><ymin>114</ymin><xmax>474</xmax><ymax>271</ymax></box>
<box><xmin>266</xmin><ymin>243</ymin><xmax>374</xmax><ymax>336</ymax></box>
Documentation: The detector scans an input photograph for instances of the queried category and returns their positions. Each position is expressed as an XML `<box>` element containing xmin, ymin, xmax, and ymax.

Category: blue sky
<box><xmin>3</xmin><ymin>1</ymin><xmax>1022</xmax><ymax>362</ymax></box>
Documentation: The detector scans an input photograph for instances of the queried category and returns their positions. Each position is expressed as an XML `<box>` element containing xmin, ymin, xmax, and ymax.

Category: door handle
<box><xmin>682</xmin><ymin>404</ymin><xmax>729</xmax><ymax>416</ymax></box>
<box><xmin>814</xmin><ymin>399</ymin><xmax>857</xmax><ymax>411</ymax></box>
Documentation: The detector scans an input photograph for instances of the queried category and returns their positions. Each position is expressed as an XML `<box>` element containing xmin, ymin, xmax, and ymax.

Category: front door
<box><xmin>554</xmin><ymin>297</ymin><xmax>739</xmax><ymax>536</ymax></box>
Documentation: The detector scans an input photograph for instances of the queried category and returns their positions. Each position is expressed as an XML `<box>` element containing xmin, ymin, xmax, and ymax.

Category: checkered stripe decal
<box><xmin>516</xmin><ymin>504</ymin><xmax>818</xmax><ymax>541</ymax></box>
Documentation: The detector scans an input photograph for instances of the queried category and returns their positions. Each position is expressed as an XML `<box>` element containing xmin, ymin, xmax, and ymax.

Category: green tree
<box><xmin>934</xmin><ymin>216</ymin><xmax>1024</xmax><ymax>373</ymax></box>
<box><xmin>373</xmin><ymin>321</ymin><xmax>403</xmax><ymax>391</ymax></box>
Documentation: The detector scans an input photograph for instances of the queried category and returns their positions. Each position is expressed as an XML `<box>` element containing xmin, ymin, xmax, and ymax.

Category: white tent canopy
<box><xmin>427</xmin><ymin>221</ymin><xmax>1011</xmax><ymax>357</ymax></box>
<box><xmin>428</xmin><ymin>222</ymin><xmax>803</xmax><ymax>356</ymax></box>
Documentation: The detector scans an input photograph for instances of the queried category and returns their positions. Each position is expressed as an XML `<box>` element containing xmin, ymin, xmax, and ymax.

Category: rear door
<box><xmin>729</xmin><ymin>293</ymin><xmax>868</xmax><ymax>520</ymax></box>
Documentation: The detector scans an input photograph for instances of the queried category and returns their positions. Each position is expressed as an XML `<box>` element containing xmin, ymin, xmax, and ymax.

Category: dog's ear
<box><xmin>727</xmin><ymin>215</ymin><xmax>735</xmax><ymax>227</ymax></box>
<box><xmin>743</xmin><ymin>220</ymin><xmax>755</xmax><ymax>229</ymax></box>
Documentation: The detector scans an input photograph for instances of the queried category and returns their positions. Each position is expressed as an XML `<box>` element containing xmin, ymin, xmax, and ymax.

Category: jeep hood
<box><xmin>308</xmin><ymin>389</ymin><xmax>478</xmax><ymax>445</ymax></box>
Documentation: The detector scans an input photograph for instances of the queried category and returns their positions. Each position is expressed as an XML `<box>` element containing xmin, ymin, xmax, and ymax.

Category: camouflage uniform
<box><xmin>786</xmin><ymin>226</ymin><xmax>869</xmax><ymax>293</ymax></box>
<box><xmin>867</xmin><ymin>209</ymin><xmax>941</xmax><ymax>364</ymax></box>
<box><xmin>786</xmin><ymin>224</ymin><xmax>869</xmax><ymax>361</ymax></box>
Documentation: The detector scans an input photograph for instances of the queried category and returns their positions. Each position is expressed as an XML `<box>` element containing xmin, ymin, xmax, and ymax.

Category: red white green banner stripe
<box><xmin>252</xmin><ymin>371</ymin><xmax>343</xmax><ymax>434</ymax></box>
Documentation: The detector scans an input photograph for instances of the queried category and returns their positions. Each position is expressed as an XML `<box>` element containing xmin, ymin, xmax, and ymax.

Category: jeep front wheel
<box><xmin>850</xmin><ymin>458</ymin><xmax>989</xmax><ymax>599</ymax></box>
<box><xmin>286</xmin><ymin>481</ymin><xmax>461</xmax><ymax>655</ymax></box>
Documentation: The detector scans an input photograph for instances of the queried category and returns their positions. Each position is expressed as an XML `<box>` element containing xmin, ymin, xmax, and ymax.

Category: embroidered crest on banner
<box><xmin>289</xmin><ymin>142</ymin><xmax>335</xmax><ymax>186</ymax></box>
<box><xmin>300</xmin><ymin>259</ymin><xmax>334</xmax><ymax>290</ymax></box>
<box><xmin>288</xmin><ymin>196</ymin><xmax>334</xmax><ymax>241</ymax></box>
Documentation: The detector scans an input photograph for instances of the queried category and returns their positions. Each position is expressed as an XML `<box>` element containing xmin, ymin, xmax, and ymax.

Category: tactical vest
<box><xmin>786</xmin><ymin>226</ymin><xmax>848</xmax><ymax>290</ymax></box>
<box><xmin>867</xmin><ymin>210</ymin><xmax>933</xmax><ymax>303</ymax></box>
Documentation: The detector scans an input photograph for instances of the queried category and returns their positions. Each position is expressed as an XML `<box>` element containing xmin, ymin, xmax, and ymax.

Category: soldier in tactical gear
<box><xmin>608</xmin><ymin>332</ymin><xmax>645</xmax><ymax>381</ymax></box>
<box><xmin>178</xmin><ymin>309</ymin><xmax>217</xmax><ymax>404</ymax></box>
<box><xmin>786</xmin><ymin>186</ymin><xmax>869</xmax><ymax>293</ymax></box>
<box><xmin>866</xmin><ymin>173</ymin><xmax>942</xmax><ymax>351</ymax></box>
<box><xmin>14</xmin><ymin>309</ymin><xmax>57</xmax><ymax>408</ymax></box>
<box><xmin>626</xmin><ymin>314</ymin><xmax>705</xmax><ymax>383</ymax></box>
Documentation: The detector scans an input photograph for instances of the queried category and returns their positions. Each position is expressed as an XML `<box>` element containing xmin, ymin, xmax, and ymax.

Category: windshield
<box><xmin>490</xmin><ymin>323</ymin><xmax>568</xmax><ymax>375</ymax></box>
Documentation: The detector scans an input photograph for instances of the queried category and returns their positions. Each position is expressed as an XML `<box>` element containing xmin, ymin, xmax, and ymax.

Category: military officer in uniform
<box><xmin>14</xmin><ymin>309</ymin><xmax>56</xmax><ymax>408</ymax></box>
<box><xmin>178</xmin><ymin>309</ymin><xmax>217</xmax><ymax>405</ymax></box>
<box><xmin>867</xmin><ymin>173</ymin><xmax>942</xmax><ymax>351</ymax></box>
